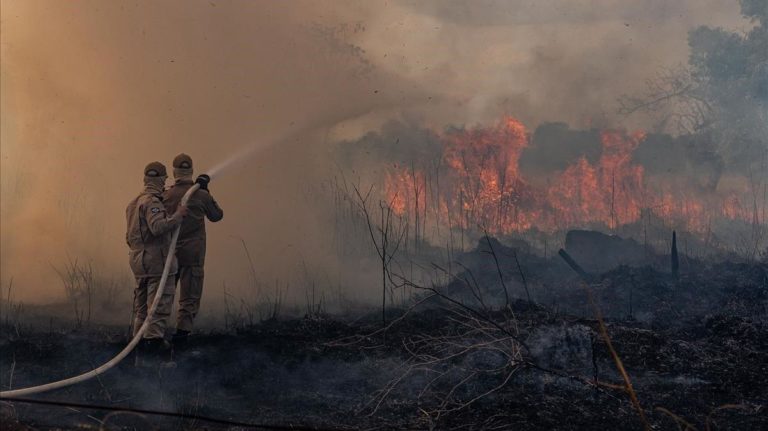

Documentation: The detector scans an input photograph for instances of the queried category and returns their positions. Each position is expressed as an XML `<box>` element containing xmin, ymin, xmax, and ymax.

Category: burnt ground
<box><xmin>1</xmin><ymin>255</ymin><xmax>767</xmax><ymax>430</ymax></box>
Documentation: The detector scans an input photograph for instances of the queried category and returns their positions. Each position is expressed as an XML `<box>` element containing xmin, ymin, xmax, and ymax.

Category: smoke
<box><xmin>0</xmin><ymin>0</ymin><xmax>409</xmax><ymax>302</ymax></box>
<box><xmin>350</xmin><ymin>0</ymin><xmax>750</xmax><ymax>129</ymax></box>
<box><xmin>0</xmin><ymin>0</ymin><xmax>754</xmax><ymax>304</ymax></box>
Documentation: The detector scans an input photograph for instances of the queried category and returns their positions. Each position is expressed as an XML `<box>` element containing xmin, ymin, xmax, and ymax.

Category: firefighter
<box><xmin>163</xmin><ymin>153</ymin><xmax>223</xmax><ymax>349</ymax></box>
<box><xmin>126</xmin><ymin>161</ymin><xmax>188</xmax><ymax>363</ymax></box>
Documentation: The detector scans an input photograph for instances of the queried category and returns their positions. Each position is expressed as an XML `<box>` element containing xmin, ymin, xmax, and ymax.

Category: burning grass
<box><xmin>374</xmin><ymin>116</ymin><xmax>764</xmax><ymax>248</ymax></box>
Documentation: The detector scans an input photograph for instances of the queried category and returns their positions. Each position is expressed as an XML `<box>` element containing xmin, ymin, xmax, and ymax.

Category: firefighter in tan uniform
<box><xmin>126</xmin><ymin>162</ymin><xmax>188</xmax><ymax>362</ymax></box>
<box><xmin>163</xmin><ymin>154</ymin><xmax>223</xmax><ymax>347</ymax></box>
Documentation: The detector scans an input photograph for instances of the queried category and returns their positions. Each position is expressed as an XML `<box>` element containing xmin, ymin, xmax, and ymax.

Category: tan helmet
<box><xmin>144</xmin><ymin>161</ymin><xmax>167</xmax><ymax>177</ymax></box>
<box><xmin>173</xmin><ymin>153</ymin><xmax>193</xmax><ymax>169</ymax></box>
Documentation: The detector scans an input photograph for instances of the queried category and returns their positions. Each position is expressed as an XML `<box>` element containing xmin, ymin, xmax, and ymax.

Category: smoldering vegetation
<box><xmin>1</xmin><ymin>235</ymin><xmax>766</xmax><ymax>429</ymax></box>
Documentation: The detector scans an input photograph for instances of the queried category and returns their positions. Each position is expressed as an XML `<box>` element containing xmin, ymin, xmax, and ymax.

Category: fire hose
<box><xmin>0</xmin><ymin>183</ymin><xmax>201</xmax><ymax>398</ymax></box>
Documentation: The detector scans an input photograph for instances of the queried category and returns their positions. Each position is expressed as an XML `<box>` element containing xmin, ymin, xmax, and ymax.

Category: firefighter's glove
<box><xmin>195</xmin><ymin>174</ymin><xmax>211</xmax><ymax>191</ymax></box>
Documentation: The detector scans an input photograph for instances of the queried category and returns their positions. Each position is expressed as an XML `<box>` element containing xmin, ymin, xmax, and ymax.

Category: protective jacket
<box><xmin>162</xmin><ymin>179</ymin><xmax>223</xmax><ymax>246</ymax></box>
<box><xmin>126</xmin><ymin>181</ymin><xmax>180</xmax><ymax>277</ymax></box>
<box><xmin>162</xmin><ymin>178</ymin><xmax>223</xmax><ymax>332</ymax></box>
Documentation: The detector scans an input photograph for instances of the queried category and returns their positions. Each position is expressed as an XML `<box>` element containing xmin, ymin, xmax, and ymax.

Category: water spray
<box><xmin>0</xmin><ymin>127</ymin><xmax>320</xmax><ymax>398</ymax></box>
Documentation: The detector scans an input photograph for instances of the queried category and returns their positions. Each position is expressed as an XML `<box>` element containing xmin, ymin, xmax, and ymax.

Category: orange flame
<box><xmin>383</xmin><ymin>116</ymin><xmax>754</xmax><ymax>236</ymax></box>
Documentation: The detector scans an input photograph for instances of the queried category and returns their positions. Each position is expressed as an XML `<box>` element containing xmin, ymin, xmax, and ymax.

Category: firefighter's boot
<box><xmin>136</xmin><ymin>338</ymin><xmax>176</xmax><ymax>369</ymax></box>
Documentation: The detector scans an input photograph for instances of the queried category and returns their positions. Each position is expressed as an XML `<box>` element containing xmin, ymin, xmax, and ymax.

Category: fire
<box><xmin>385</xmin><ymin>166</ymin><xmax>426</xmax><ymax>218</ymax></box>
<box><xmin>441</xmin><ymin>116</ymin><xmax>536</xmax><ymax>231</ymax></box>
<box><xmin>547</xmin><ymin>130</ymin><xmax>645</xmax><ymax>229</ymax></box>
<box><xmin>383</xmin><ymin>116</ymin><xmax>755</xmax><ymax>236</ymax></box>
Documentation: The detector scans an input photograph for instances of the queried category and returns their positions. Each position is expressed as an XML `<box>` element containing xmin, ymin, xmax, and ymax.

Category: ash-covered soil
<box><xmin>1</xmin><ymin>256</ymin><xmax>766</xmax><ymax>430</ymax></box>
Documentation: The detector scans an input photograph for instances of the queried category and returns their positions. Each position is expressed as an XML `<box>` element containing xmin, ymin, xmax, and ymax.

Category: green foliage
<box><xmin>739</xmin><ymin>0</ymin><xmax>768</xmax><ymax>23</ymax></box>
<box><xmin>689</xmin><ymin>27</ymin><xmax>750</xmax><ymax>83</ymax></box>
<box><xmin>684</xmin><ymin>1</ymin><xmax>768</xmax><ymax>169</ymax></box>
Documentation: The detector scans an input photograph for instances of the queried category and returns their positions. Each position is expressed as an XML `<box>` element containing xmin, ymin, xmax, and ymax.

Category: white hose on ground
<box><xmin>0</xmin><ymin>184</ymin><xmax>201</xmax><ymax>398</ymax></box>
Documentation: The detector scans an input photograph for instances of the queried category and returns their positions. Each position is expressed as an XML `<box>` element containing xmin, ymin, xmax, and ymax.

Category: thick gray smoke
<box><xmin>0</xmin><ymin>0</ymin><xmax>408</xmax><ymax>303</ymax></box>
<box><xmin>0</xmin><ymin>0</ymin><xmax>759</xmax><ymax>306</ymax></box>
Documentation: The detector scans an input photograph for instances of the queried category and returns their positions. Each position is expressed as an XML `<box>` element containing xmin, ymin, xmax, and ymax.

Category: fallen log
<box><xmin>558</xmin><ymin>248</ymin><xmax>595</xmax><ymax>283</ymax></box>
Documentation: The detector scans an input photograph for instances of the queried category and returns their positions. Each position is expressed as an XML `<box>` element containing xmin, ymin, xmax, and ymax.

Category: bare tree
<box><xmin>618</xmin><ymin>66</ymin><xmax>714</xmax><ymax>135</ymax></box>
<box><xmin>352</xmin><ymin>184</ymin><xmax>407</xmax><ymax>325</ymax></box>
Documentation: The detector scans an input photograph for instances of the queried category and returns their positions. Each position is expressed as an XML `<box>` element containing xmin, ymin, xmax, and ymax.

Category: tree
<box><xmin>620</xmin><ymin>0</ymin><xmax>767</xmax><ymax>171</ymax></box>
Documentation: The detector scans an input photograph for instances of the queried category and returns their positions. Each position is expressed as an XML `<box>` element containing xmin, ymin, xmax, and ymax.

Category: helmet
<box><xmin>144</xmin><ymin>161</ymin><xmax>167</xmax><ymax>177</ymax></box>
<box><xmin>173</xmin><ymin>153</ymin><xmax>193</xmax><ymax>169</ymax></box>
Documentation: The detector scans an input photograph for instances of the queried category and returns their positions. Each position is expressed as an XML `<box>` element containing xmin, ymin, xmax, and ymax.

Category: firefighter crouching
<box><xmin>126</xmin><ymin>161</ymin><xmax>188</xmax><ymax>364</ymax></box>
<box><xmin>163</xmin><ymin>153</ymin><xmax>223</xmax><ymax>349</ymax></box>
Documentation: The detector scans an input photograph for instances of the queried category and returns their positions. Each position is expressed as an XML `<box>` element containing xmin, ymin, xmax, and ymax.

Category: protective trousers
<box><xmin>132</xmin><ymin>275</ymin><xmax>176</xmax><ymax>339</ymax></box>
<box><xmin>175</xmin><ymin>238</ymin><xmax>206</xmax><ymax>332</ymax></box>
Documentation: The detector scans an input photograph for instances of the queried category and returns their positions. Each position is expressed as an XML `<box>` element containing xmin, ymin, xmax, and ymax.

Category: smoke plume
<box><xmin>0</xmin><ymin>0</ymin><xmax>754</xmax><ymax>304</ymax></box>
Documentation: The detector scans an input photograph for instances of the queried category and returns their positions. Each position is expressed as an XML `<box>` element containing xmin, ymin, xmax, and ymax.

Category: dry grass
<box><xmin>579</xmin><ymin>281</ymin><xmax>651</xmax><ymax>430</ymax></box>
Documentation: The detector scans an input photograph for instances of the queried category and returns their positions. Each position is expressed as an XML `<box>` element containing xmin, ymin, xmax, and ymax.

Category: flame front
<box><xmin>383</xmin><ymin>116</ymin><xmax>754</xmax><ymax>237</ymax></box>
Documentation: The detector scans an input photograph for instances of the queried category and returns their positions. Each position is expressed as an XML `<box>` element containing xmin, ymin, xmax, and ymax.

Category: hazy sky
<box><xmin>0</xmin><ymin>0</ymin><xmax>750</xmax><ymax>302</ymax></box>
